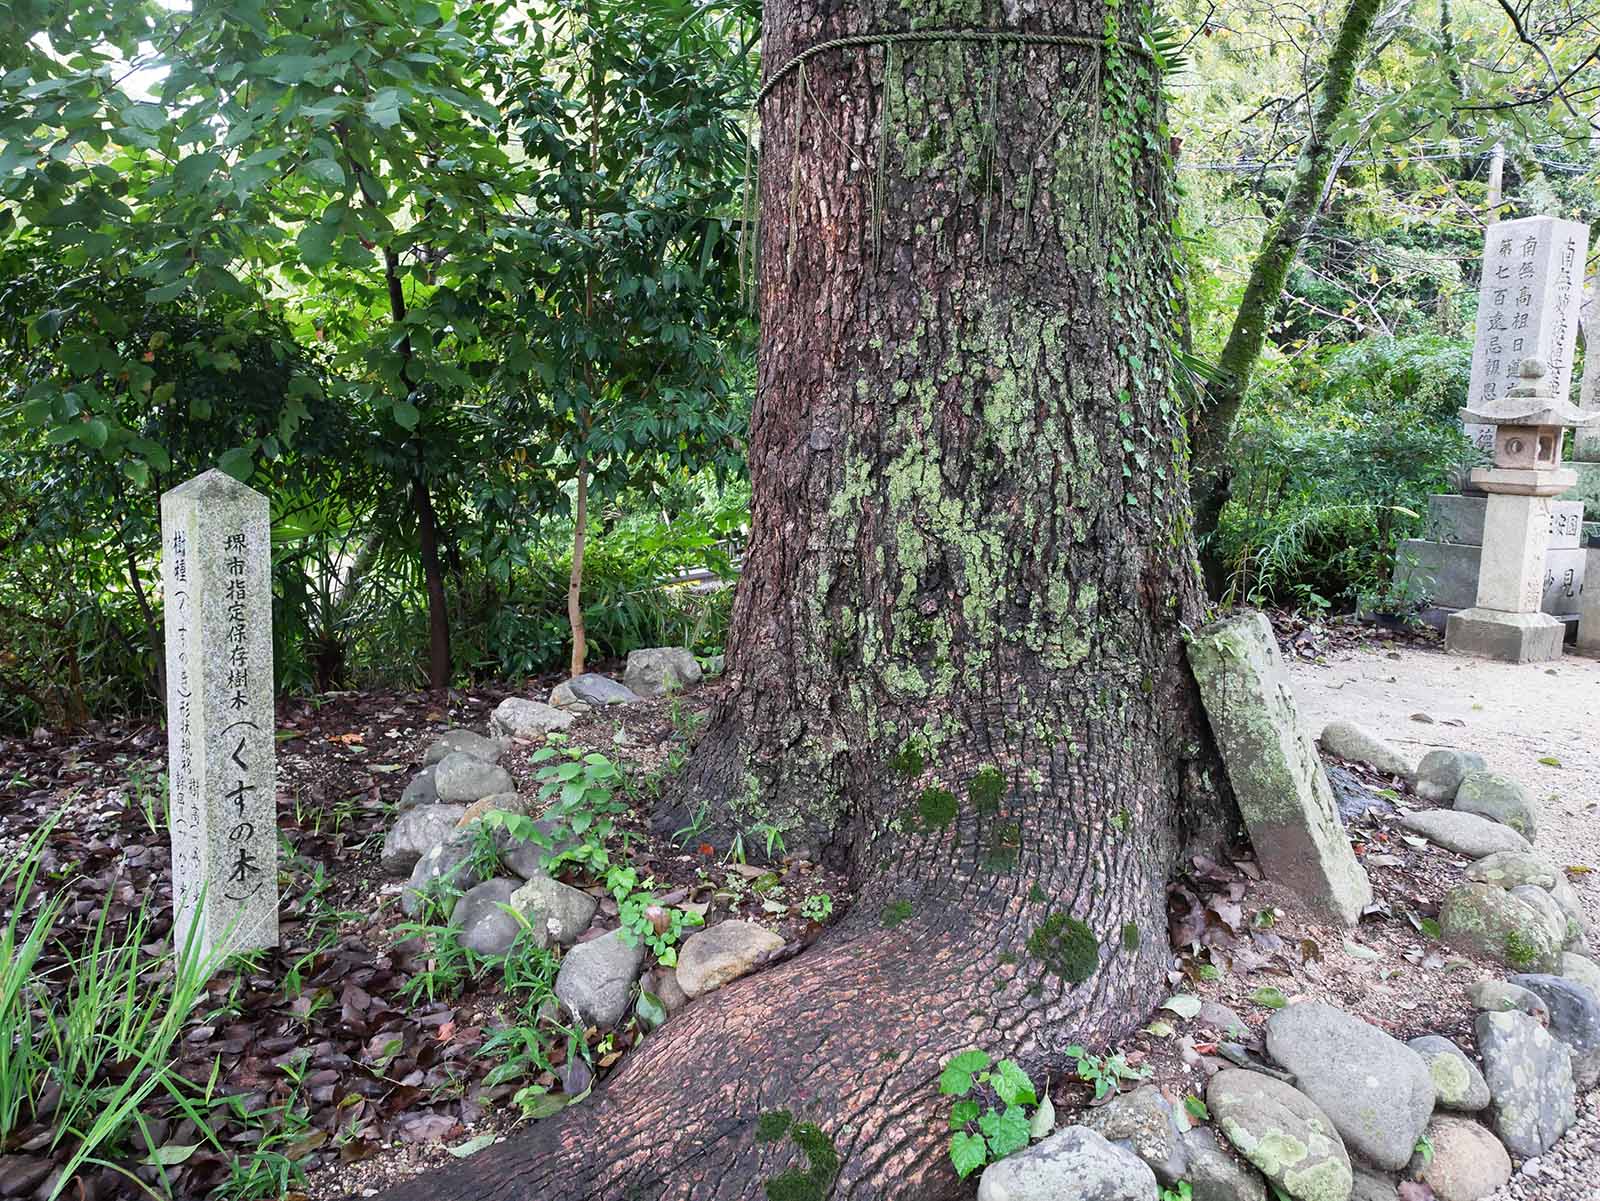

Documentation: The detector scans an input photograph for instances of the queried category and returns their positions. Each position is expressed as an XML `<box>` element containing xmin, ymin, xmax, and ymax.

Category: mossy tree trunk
<box><xmin>1187</xmin><ymin>0</ymin><xmax>1382</xmax><ymax>594</ymax></box>
<box><xmin>379</xmin><ymin>1</ymin><xmax>1231</xmax><ymax>1198</ymax></box>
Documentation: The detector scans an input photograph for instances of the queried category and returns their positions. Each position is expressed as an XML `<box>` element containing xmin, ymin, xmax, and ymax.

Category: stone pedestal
<box><xmin>1445</xmin><ymin>471</ymin><xmax>1573</xmax><ymax>662</ymax></box>
<box><xmin>1578</xmin><ymin>548</ymin><xmax>1600</xmax><ymax>656</ymax></box>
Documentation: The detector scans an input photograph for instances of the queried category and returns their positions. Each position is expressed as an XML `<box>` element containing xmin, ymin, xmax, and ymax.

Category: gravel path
<box><xmin>1289</xmin><ymin>640</ymin><xmax>1600</xmax><ymax>1199</ymax></box>
<box><xmin>1288</xmin><ymin>641</ymin><xmax>1600</xmax><ymax>927</ymax></box>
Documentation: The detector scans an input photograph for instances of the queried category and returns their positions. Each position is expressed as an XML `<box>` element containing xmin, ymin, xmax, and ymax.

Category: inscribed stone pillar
<box><xmin>161</xmin><ymin>469</ymin><xmax>279</xmax><ymax>959</ymax></box>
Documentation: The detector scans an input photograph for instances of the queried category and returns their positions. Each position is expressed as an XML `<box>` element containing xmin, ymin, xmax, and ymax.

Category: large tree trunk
<box><xmin>1187</xmin><ymin>0</ymin><xmax>1382</xmax><ymax>593</ymax></box>
<box><xmin>381</xmin><ymin>2</ymin><xmax>1230</xmax><ymax>1198</ymax></box>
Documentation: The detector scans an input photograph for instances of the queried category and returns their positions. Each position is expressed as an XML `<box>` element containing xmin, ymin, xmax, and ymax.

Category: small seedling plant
<box><xmin>940</xmin><ymin>1050</ymin><xmax>1045</xmax><ymax>1179</ymax></box>
<box><xmin>1066</xmin><ymin>1044</ymin><xmax>1149</xmax><ymax>1100</ymax></box>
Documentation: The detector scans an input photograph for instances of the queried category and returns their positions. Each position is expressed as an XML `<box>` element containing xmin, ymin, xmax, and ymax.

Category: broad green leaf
<box><xmin>949</xmin><ymin>1131</ymin><xmax>988</xmax><ymax>1180</ymax></box>
<box><xmin>1162</xmin><ymin>993</ymin><xmax>1202</xmax><ymax>1020</ymax></box>
<box><xmin>1251</xmin><ymin>987</ymin><xmax>1288</xmax><ymax>1010</ymax></box>
<box><xmin>991</xmin><ymin>1060</ymin><xmax>1036</xmax><ymax>1108</ymax></box>
<box><xmin>392</xmin><ymin>400</ymin><xmax>420</xmax><ymax>429</ymax></box>
<box><xmin>1029</xmin><ymin>1093</ymin><xmax>1055</xmax><ymax>1141</ymax></box>
<box><xmin>297</xmin><ymin>220</ymin><xmax>339</xmax><ymax>267</ymax></box>
<box><xmin>143</xmin><ymin>1144</ymin><xmax>200</xmax><ymax>1166</ymax></box>
<box><xmin>218</xmin><ymin>447</ymin><xmax>254</xmax><ymax>481</ymax></box>
<box><xmin>80</xmin><ymin>418</ymin><xmax>108</xmax><ymax>449</ymax></box>
<box><xmin>948</xmin><ymin>1099</ymin><xmax>979</xmax><ymax>1128</ymax></box>
<box><xmin>938</xmin><ymin>1049</ymin><xmax>992</xmax><ymax>1096</ymax></box>
<box><xmin>303</xmin><ymin>158</ymin><xmax>346</xmax><ymax>189</ymax></box>
<box><xmin>978</xmin><ymin>1104</ymin><xmax>1031</xmax><ymax>1159</ymax></box>
<box><xmin>635</xmin><ymin>989</ymin><xmax>667</xmax><ymax>1031</ymax></box>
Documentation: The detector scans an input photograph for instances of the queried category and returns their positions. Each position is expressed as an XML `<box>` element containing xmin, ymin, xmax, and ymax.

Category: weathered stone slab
<box><xmin>1475</xmin><ymin>1009</ymin><xmax>1576</xmax><ymax>1158</ymax></box>
<box><xmin>1187</xmin><ymin>613</ymin><xmax>1371</xmax><ymax>926</ymax></box>
<box><xmin>161</xmin><ymin>469</ymin><xmax>279</xmax><ymax>959</ymax></box>
<box><xmin>1391</xmin><ymin>540</ymin><xmax>1584</xmax><ymax>614</ymax></box>
<box><xmin>1424</xmin><ymin>493</ymin><xmax>1584</xmax><ymax>548</ymax></box>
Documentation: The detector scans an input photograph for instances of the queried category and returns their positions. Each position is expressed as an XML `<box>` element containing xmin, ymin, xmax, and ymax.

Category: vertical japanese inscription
<box><xmin>161</xmin><ymin>470</ymin><xmax>278</xmax><ymax>960</ymax></box>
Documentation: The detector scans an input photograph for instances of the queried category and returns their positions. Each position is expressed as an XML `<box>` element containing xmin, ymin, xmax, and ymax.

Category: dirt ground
<box><xmin>1288</xmin><ymin>637</ymin><xmax>1600</xmax><ymax>923</ymax></box>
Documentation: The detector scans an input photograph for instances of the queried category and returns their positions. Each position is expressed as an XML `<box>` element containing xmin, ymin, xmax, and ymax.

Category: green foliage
<box><xmin>1161</xmin><ymin>1183</ymin><xmax>1194</xmax><ymax>1201</ymax></box>
<box><xmin>799</xmin><ymin>893</ymin><xmax>834</xmax><ymax>923</ymax></box>
<box><xmin>1504</xmin><ymin>929</ymin><xmax>1542</xmax><ymax>970</ymax></box>
<box><xmin>939</xmin><ymin>1051</ymin><xmax>1040</xmax><ymax>1179</ymax></box>
<box><xmin>1064</xmin><ymin>1044</ymin><xmax>1151</xmax><ymax>1102</ymax></box>
<box><xmin>1215</xmin><ymin>336</ymin><xmax>1473</xmax><ymax>608</ymax></box>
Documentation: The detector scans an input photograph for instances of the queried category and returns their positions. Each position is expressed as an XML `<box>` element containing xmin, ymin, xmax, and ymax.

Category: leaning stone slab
<box><xmin>1440</xmin><ymin>883</ymin><xmax>1561</xmax><ymax>971</ymax></box>
<box><xmin>1264</xmin><ymin>1001</ymin><xmax>1434</xmax><ymax>1170</ymax></box>
<box><xmin>976</xmin><ymin>1126</ymin><xmax>1157</xmax><ymax>1201</ymax></box>
<box><xmin>1186</xmin><ymin>613</ymin><xmax>1371</xmax><ymax>926</ymax></box>
<box><xmin>423</xmin><ymin>728</ymin><xmax>505</xmax><ymax>766</ymax></box>
<box><xmin>1318</xmin><ymin>720</ymin><xmax>1416</xmax><ymax>778</ymax></box>
<box><xmin>1407</xmin><ymin>1035</ymin><xmax>1490</xmax><ymax>1112</ymax></box>
<box><xmin>401</xmin><ymin>828</ymin><xmax>489</xmax><ymax>918</ymax></box>
<box><xmin>1507</xmin><ymin>974</ymin><xmax>1600</xmax><ymax>1088</ymax></box>
<box><xmin>1469</xmin><ymin>980</ymin><xmax>1550</xmax><ymax>1022</ymax></box>
<box><xmin>623</xmin><ymin>647</ymin><xmax>703</xmax><ymax>698</ymax></box>
<box><xmin>1206</xmin><ymin>1068</ymin><xmax>1352</xmax><ymax>1201</ymax></box>
<box><xmin>1397</xmin><ymin>810</ymin><xmax>1532</xmax><ymax>859</ymax></box>
<box><xmin>397</xmin><ymin>764</ymin><xmax>439</xmax><ymax>812</ymax></box>
<box><xmin>1475</xmin><ymin>1009</ymin><xmax>1576</xmax><ymax>1159</ymax></box>
<box><xmin>676</xmin><ymin>920</ymin><xmax>785</xmax><ymax>998</ymax></box>
<box><xmin>1510</xmin><ymin>886</ymin><xmax>1570</xmax><ymax>952</ymax></box>
<box><xmin>1455</xmin><ymin>772</ymin><xmax>1538</xmax><ymax>842</ymax></box>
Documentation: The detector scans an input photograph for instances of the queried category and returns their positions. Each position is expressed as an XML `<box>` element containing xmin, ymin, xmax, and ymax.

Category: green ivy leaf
<box><xmin>938</xmin><ymin>1049</ymin><xmax>992</xmax><ymax>1096</ymax></box>
<box><xmin>949</xmin><ymin>1131</ymin><xmax>988</xmax><ymax>1180</ymax></box>
<box><xmin>1250</xmin><ymin>986</ymin><xmax>1288</xmax><ymax>1010</ymax></box>
<box><xmin>948</xmin><ymin>1098</ymin><xmax>979</xmax><ymax>1128</ymax></box>
<box><xmin>978</xmin><ymin>1104</ymin><xmax>1031</xmax><ymax>1159</ymax></box>
<box><xmin>992</xmin><ymin>1060</ymin><xmax>1037</xmax><ymax>1108</ymax></box>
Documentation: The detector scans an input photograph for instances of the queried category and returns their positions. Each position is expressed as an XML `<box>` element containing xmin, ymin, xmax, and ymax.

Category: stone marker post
<box><xmin>1463</xmin><ymin>216</ymin><xmax>1589</xmax><ymax>454</ymax></box>
<box><xmin>1577</xmin><ymin>267</ymin><xmax>1600</xmax><ymax>462</ymax></box>
<box><xmin>161</xmin><ymin>469</ymin><xmax>279</xmax><ymax>959</ymax></box>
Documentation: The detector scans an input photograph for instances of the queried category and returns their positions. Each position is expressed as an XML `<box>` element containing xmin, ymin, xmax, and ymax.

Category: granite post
<box><xmin>161</xmin><ymin>469</ymin><xmax>279</xmax><ymax>959</ymax></box>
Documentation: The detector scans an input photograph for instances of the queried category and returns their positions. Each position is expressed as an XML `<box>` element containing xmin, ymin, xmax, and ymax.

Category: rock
<box><xmin>396</xmin><ymin>765</ymin><xmax>439</xmax><ymax>812</ymax></box>
<box><xmin>489</xmin><ymin>696</ymin><xmax>575</xmax><ymax>739</ymax></box>
<box><xmin>1468</xmin><ymin>980</ymin><xmax>1550</xmax><ymax>1022</ymax></box>
<box><xmin>1264</xmin><ymin>1001</ymin><xmax>1434</xmax><ymax>1170</ymax></box>
<box><xmin>1409</xmin><ymin>1115</ymin><xmax>1511</xmax><ymax>1201</ymax></box>
<box><xmin>496</xmin><ymin>814</ymin><xmax>580</xmax><ymax>880</ymax></box>
<box><xmin>381</xmin><ymin>803</ymin><xmax>468</xmax><ymax>876</ymax></box>
<box><xmin>1474</xmin><ymin>1009</ymin><xmax>1577</xmax><ymax>1159</ymax></box>
<box><xmin>554</xmin><ymin>929</ymin><xmax>645</xmax><ymax>1028</ymax></box>
<box><xmin>401</xmin><ymin>829</ymin><xmax>488</xmax><ymax>918</ymax></box>
<box><xmin>1396</xmin><ymin>810</ymin><xmax>1532</xmax><ymax>859</ymax></box>
<box><xmin>1185</xmin><ymin>613</ymin><xmax>1373</xmax><ymax>927</ymax></box>
<box><xmin>433</xmin><ymin>752</ymin><xmax>515</xmax><ymax>804</ymax></box>
<box><xmin>1439</xmin><ymin>884</ymin><xmax>1561</xmax><ymax>971</ymax></box>
<box><xmin>422</xmin><ymin>728</ymin><xmax>505</xmax><ymax>766</ymax></box>
<box><xmin>1319</xmin><ymin>720</ymin><xmax>1416</xmax><ymax>778</ymax></box>
<box><xmin>1466</xmin><ymin>852</ymin><xmax>1559</xmax><ymax>891</ymax></box>
<box><xmin>622</xmin><ymin>647</ymin><xmax>704</xmax><ymax>698</ymax></box>
<box><xmin>1548</xmin><ymin>876</ymin><xmax>1589</xmax><ymax>947</ymax></box>
<box><xmin>1207</xmin><ymin>1068</ymin><xmax>1352</xmax><ymax>1201</ymax></box>
<box><xmin>675</xmin><ymin>920</ymin><xmax>785</xmax><ymax>998</ymax></box>
<box><xmin>550</xmin><ymin>673</ymin><xmax>641</xmax><ymax>708</ymax></box>
<box><xmin>1414</xmin><ymin>749</ymin><xmax>1488</xmax><ymax>804</ymax></box>
<box><xmin>1198</xmin><ymin>1000</ymin><xmax>1250</xmax><ymax>1038</ymax></box>
<box><xmin>1509</xmin><ymin>885</ymin><xmax>1570</xmax><ymax>952</ymax></box>
<box><xmin>1349</xmin><ymin>1165</ymin><xmax>1397</xmax><ymax>1201</ymax></box>
<box><xmin>1407</xmin><ymin>1036</ymin><xmax>1490</xmax><ymax>1112</ymax></box>
<box><xmin>642</xmin><ymin>967</ymin><xmax>690</xmax><ymax>1014</ymax></box>
<box><xmin>976</xmin><ymin>1126</ymin><xmax>1158</xmax><ymax>1201</ymax></box>
<box><xmin>1506</xmin><ymin>974</ymin><xmax>1600</xmax><ymax>1088</ymax></box>
<box><xmin>1080</xmin><ymin>1086</ymin><xmax>1188</xmax><ymax>1184</ymax></box>
<box><xmin>1455</xmin><ymin>771</ymin><xmax>1538</xmax><ymax>841</ymax></box>
<box><xmin>1179</xmin><ymin>1126</ymin><xmax>1267</xmax><ymax>1201</ymax></box>
<box><xmin>455</xmin><ymin>792</ymin><xmax>528</xmax><ymax>828</ymax></box>
<box><xmin>1326</xmin><ymin>764</ymin><xmax>1396</xmax><ymax>824</ymax></box>
<box><xmin>508</xmin><ymin>874</ymin><xmax>599</xmax><ymax>948</ymax></box>
<box><xmin>1558</xmin><ymin>952</ymin><xmax>1600</xmax><ymax>999</ymax></box>
<box><xmin>451</xmin><ymin>878</ymin><xmax>523</xmax><ymax>956</ymax></box>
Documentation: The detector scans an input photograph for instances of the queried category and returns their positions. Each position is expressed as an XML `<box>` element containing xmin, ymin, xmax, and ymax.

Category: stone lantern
<box><xmin>1446</xmin><ymin>358</ymin><xmax>1600</xmax><ymax>661</ymax></box>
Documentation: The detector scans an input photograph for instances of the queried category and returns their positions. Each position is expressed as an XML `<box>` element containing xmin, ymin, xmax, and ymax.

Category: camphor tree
<box><xmin>386</xmin><ymin>0</ymin><xmax>1234</xmax><ymax>1199</ymax></box>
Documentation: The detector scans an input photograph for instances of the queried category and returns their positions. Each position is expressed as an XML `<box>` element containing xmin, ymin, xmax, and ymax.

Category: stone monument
<box><xmin>1571</xmin><ymin>267</ymin><xmax>1600</xmax><ymax>496</ymax></box>
<box><xmin>161</xmin><ymin>469</ymin><xmax>279</xmax><ymax>959</ymax></box>
<box><xmin>1446</xmin><ymin>359</ymin><xmax>1600</xmax><ymax>662</ymax></box>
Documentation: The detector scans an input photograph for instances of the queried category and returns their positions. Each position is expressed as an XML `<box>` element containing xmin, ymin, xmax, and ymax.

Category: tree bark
<box><xmin>380</xmin><ymin>1</ymin><xmax>1230</xmax><ymax>1197</ymax></box>
<box><xmin>568</xmin><ymin>457</ymin><xmax>589</xmax><ymax>678</ymax></box>
<box><xmin>1187</xmin><ymin>0</ymin><xmax>1382</xmax><ymax>593</ymax></box>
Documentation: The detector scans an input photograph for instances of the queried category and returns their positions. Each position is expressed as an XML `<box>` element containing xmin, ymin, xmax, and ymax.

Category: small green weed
<box><xmin>939</xmin><ymin>1050</ymin><xmax>1043</xmax><ymax>1180</ymax></box>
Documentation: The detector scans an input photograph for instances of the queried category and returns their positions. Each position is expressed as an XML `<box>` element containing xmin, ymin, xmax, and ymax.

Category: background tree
<box><xmin>381</xmin><ymin>0</ymin><xmax>1233</xmax><ymax>1196</ymax></box>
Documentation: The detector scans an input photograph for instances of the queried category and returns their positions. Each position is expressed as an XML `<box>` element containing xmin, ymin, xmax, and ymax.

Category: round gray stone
<box><xmin>422</xmin><ymin>728</ymin><xmax>505</xmax><ymax>766</ymax></box>
<box><xmin>1080</xmin><ymin>1085</ymin><xmax>1188</xmax><ymax>1184</ymax></box>
<box><xmin>1178</xmin><ymin>1126</ymin><xmax>1267</xmax><ymax>1201</ymax></box>
<box><xmin>1409</xmin><ymin>1115</ymin><xmax>1510</xmax><ymax>1201</ymax></box>
<box><xmin>554</xmin><ymin>928</ymin><xmax>646</xmax><ymax>1028</ymax></box>
<box><xmin>1319</xmin><ymin>720</ymin><xmax>1415</xmax><ymax>778</ymax></box>
<box><xmin>622</xmin><ymin>647</ymin><xmax>704</xmax><ymax>698</ymax></box>
<box><xmin>489</xmin><ymin>696</ymin><xmax>574</xmax><ymax>739</ymax></box>
<box><xmin>1206</xmin><ymin>1068</ymin><xmax>1352</xmax><ymax>1201</ymax></box>
<box><xmin>496</xmin><ymin>814</ymin><xmax>580</xmax><ymax>880</ymax></box>
<box><xmin>1466</xmin><ymin>852</ymin><xmax>1559</xmax><ymax>891</ymax></box>
<box><xmin>1559</xmin><ymin>952</ymin><xmax>1600</xmax><ymax>1000</ymax></box>
<box><xmin>676</xmin><ymin>920</ymin><xmax>785</xmax><ymax>998</ymax></box>
<box><xmin>1455</xmin><ymin>772</ymin><xmax>1538</xmax><ymax>842</ymax></box>
<box><xmin>1264</xmin><ymin>1001</ymin><xmax>1434</xmax><ymax>1170</ymax></box>
<box><xmin>381</xmin><ymin>802</ymin><xmax>468</xmax><ymax>876</ymax></box>
<box><xmin>976</xmin><ymin>1126</ymin><xmax>1158</xmax><ymax>1201</ymax></box>
<box><xmin>1349</xmin><ymin>1165</ymin><xmax>1397</xmax><ymax>1201</ymax></box>
<box><xmin>1407</xmin><ymin>1035</ymin><xmax>1490</xmax><ymax>1112</ymax></box>
<box><xmin>433</xmin><ymin>751</ymin><xmax>515</xmax><ymax>803</ymax></box>
<box><xmin>1468</xmin><ymin>980</ymin><xmax>1550</xmax><ymax>1022</ymax></box>
<box><xmin>1397</xmin><ymin>810</ymin><xmax>1532</xmax><ymax>859</ymax></box>
<box><xmin>1509</xmin><ymin>886</ymin><xmax>1570</xmax><ymax>953</ymax></box>
<box><xmin>550</xmin><ymin>673</ymin><xmax>640</xmax><ymax>708</ymax></box>
<box><xmin>396</xmin><ymin>764</ymin><xmax>439</xmax><ymax>812</ymax></box>
<box><xmin>509</xmin><ymin>874</ymin><xmax>599</xmax><ymax>947</ymax></box>
<box><xmin>1474</xmin><ymin>1009</ymin><xmax>1577</xmax><ymax>1159</ymax></box>
<box><xmin>1506</xmin><ymin>973</ymin><xmax>1600</xmax><ymax>1088</ymax></box>
<box><xmin>451</xmin><ymin>877</ymin><xmax>523</xmax><ymax>956</ymax></box>
<box><xmin>1439</xmin><ymin>884</ymin><xmax>1561</xmax><ymax>971</ymax></box>
<box><xmin>1413</xmin><ymin>749</ymin><xmax>1487</xmax><ymax>804</ymax></box>
<box><xmin>401</xmin><ymin>828</ymin><xmax>490</xmax><ymax>918</ymax></box>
